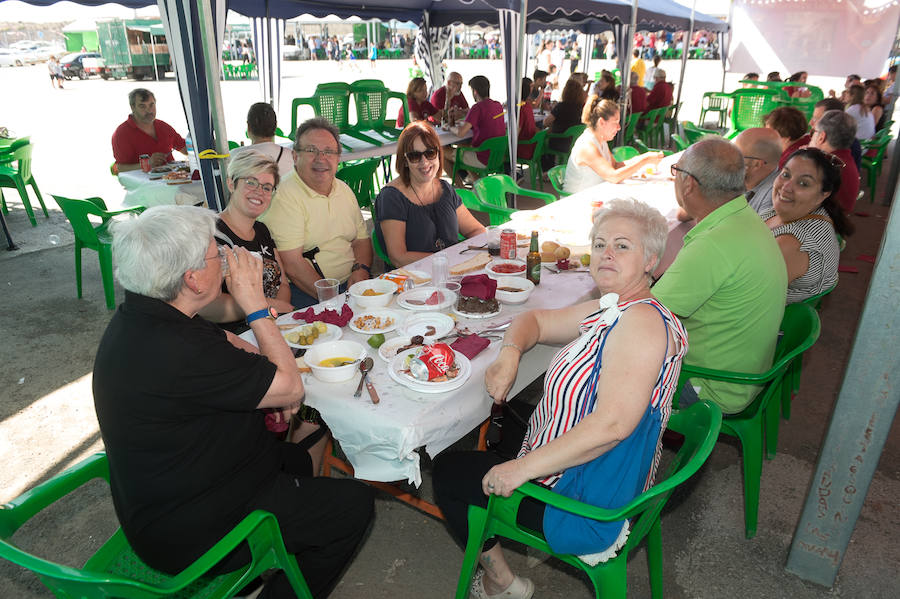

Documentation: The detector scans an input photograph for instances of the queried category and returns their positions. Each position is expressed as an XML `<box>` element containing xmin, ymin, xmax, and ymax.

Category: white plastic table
<box><xmin>117</xmin><ymin>169</ymin><xmax>206</xmax><ymax>209</ymax></box>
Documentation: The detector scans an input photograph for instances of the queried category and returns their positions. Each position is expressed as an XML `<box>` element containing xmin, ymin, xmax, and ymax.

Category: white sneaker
<box><xmin>470</xmin><ymin>569</ymin><xmax>535</xmax><ymax>599</ymax></box>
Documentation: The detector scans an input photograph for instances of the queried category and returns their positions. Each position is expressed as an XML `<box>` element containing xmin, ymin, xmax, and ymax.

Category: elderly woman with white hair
<box><xmin>93</xmin><ymin>205</ymin><xmax>374</xmax><ymax>599</ymax></box>
<box><xmin>432</xmin><ymin>198</ymin><xmax>688</xmax><ymax>599</ymax></box>
<box><xmin>199</xmin><ymin>150</ymin><xmax>293</xmax><ymax>327</ymax></box>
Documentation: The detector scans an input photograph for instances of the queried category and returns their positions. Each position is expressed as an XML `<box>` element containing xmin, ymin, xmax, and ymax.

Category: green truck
<box><xmin>96</xmin><ymin>18</ymin><xmax>171</xmax><ymax>80</ymax></box>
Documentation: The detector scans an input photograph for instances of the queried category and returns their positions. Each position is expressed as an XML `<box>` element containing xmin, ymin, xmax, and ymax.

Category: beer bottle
<box><xmin>526</xmin><ymin>230</ymin><xmax>541</xmax><ymax>285</ymax></box>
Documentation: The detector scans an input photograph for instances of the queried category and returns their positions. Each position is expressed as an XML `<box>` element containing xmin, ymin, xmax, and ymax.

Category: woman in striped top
<box><xmin>762</xmin><ymin>147</ymin><xmax>854</xmax><ymax>303</ymax></box>
<box><xmin>433</xmin><ymin>199</ymin><xmax>687</xmax><ymax>599</ymax></box>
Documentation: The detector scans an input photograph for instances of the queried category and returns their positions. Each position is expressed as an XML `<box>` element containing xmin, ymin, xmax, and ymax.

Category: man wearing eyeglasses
<box><xmin>809</xmin><ymin>109</ymin><xmax>859</xmax><ymax>213</ymax></box>
<box><xmin>734</xmin><ymin>127</ymin><xmax>782</xmax><ymax>215</ymax></box>
<box><xmin>260</xmin><ymin>118</ymin><xmax>372</xmax><ymax>308</ymax></box>
<box><xmin>654</xmin><ymin>138</ymin><xmax>787</xmax><ymax>415</ymax></box>
<box><xmin>431</xmin><ymin>71</ymin><xmax>469</xmax><ymax>123</ymax></box>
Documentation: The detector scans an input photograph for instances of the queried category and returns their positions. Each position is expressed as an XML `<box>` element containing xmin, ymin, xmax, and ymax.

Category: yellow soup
<box><xmin>319</xmin><ymin>357</ymin><xmax>355</xmax><ymax>368</ymax></box>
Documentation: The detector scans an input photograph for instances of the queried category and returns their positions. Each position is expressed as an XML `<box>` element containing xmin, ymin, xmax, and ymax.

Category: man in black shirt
<box><xmin>93</xmin><ymin>205</ymin><xmax>373</xmax><ymax>598</ymax></box>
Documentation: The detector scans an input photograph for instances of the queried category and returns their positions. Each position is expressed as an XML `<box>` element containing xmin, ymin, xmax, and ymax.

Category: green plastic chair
<box><xmin>473</xmin><ymin>174</ymin><xmax>555</xmax><ymax>211</ymax></box>
<box><xmin>336</xmin><ymin>157</ymin><xmax>381</xmax><ymax>210</ymax></box>
<box><xmin>728</xmin><ymin>88</ymin><xmax>781</xmax><ymax>137</ymax></box>
<box><xmin>349</xmin><ymin>79</ymin><xmax>409</xmax><ymax>143</ymax></box>
<box><xmin>640</xmin><ymin>106</ymin><xmax>669</xmax><ymax>149</ymax></box>
<box><xmin>0</xmin><ymin>453</ymin><xmax>313</xmax><ymax>599</ymax></box>
<box><xmin>671</xmin><ymin>133</ymin><xmax>689</xmax><ymax>152</ymax></box>
<box><xmin>699</xmin><ymin>91</ymin><xmax>731</xmax><ymax>129</ymax></box>
<box><xmin>547</xmin><ymin>164</ymin><xmax>569</xmax><ymax>197</ymax></box>
<box><xmin>622</xmin><ymin>111</ymin><xmax>642</xmax><ymax>146</ymax></box>
<box><xmin>544</xmin><ymin>124</ymin><xmax>586</xmax><ymax>167</ymax></box>
<box><xmin>860</xmin><ymin>134</ymin><xmax>891</xmax><ymax>200</ymax></box>
<box><xmin>613</xmin><ymin>145</ymin><xmax>639</xmax><ymax>161</ymax></box>
<box><xmin>453</xmin><ymin>401</ymin><xmax>723</xmax><ymax>599</ymax></box>
<box><xmin>289</xmin><ymin>82</ymin><xmax>353</xmax><ymax>141</ymax></box>
<box><xmin>675</xmin><ymin>303</ymin><xmax>821</xmax><ymax>538</ymax></box>
<box><xmin>452</xmin><ymin>135</ymin><xmax>510</xmax><ymax>186</ymax></box>
<box><xmin>51</xmin><ymin>195</ymin><xmax>144</xmax><ymax>310</ymax></box>
<box><xmin>456</xmin><ymin>187</ymin><xmax>516</xmax><ymax>226</ymax></box>
<box><xmin>682</xmin><ymin>121</ymin><xmax>720</xmax><ymax>144</ymax></box>
<box><xmin>515</xmin><ymin>129</ymin><xmax>548</xmax><ymax>190</ymax></box>
<box><xmin>631</xmin><ymin>138</ymin><xmax>673</xmax><ymax>156</ymax></box>
<box><xmin>0</xmin><ymin>140</ymin><xmax>48</xmax><ymax>227</ymax></box>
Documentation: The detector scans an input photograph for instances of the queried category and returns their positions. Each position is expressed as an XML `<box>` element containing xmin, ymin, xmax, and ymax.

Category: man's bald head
<box><xmin>734</xmin><ymin>128</ymin><xmax>781</xmax><ymax>189</ymax></box>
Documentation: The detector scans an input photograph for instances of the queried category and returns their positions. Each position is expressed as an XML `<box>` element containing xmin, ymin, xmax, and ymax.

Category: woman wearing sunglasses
<box><xmin>199</xmin><ymin>150</ymin><xmax>293</xmax><ymax>327</ymax></box>
<box><xmin>375</xmin><ymin>121</ymin><xmax>485</xmax><ymax>267</ymax></box>
<box><xmin>761</xmin><ymin>147</ymin><xmax>853</xmax><ymax>303</ymax></box>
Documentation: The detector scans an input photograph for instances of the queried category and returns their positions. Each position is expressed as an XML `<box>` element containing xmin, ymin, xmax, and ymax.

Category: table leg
<box><xmin>1</xmin><ymin>209</ymin><xmax>18</xmax><ymax>250</ymax></box>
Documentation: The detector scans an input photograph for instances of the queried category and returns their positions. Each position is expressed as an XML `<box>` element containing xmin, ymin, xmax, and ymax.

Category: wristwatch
<box><xmin>246</xmin><ymin>306</ymin><xmax>277</xmax><ymax>325</ymax></box>
<box><xmin>351</xmin><ymin>262</ymin><xmax>371</xmax><ymax>274</ymax></box>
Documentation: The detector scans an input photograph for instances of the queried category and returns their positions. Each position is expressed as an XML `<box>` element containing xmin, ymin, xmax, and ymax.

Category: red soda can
<box><xmin>139</xmin><ymin>154</ymin><xmax>151</xmax><ymax>172</ymax></box>
<box><xmin>499</xmin><ymin>229</ymin><xmax>517</xmax><ymax>260</ymax></box>
<box><xmin>409</xmin><ymin>343</ymin><xmax>455</xmax><ymax>381</ymax></box>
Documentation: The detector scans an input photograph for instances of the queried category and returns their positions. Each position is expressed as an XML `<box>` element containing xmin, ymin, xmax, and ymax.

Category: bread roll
<box><xmin>541</xmin><ymin>250</ymin><xmax>557</xmax><ymax>262</ymax></box>
<box><xmin>554</xmin><ymin>246</ymin><xmax>571</xmax><ymax>260</ymax></box>
<box><xmin>541</xmin><ymin>240</ymin><xmax>560</xmax><ymax>253</ymax></box>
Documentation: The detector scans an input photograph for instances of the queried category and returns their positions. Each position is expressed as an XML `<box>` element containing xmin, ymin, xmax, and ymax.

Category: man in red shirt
<box><xmin>629</xmin><ymin>72</ymin><xmax>648</xmax><ymax>115</ymax></box>
<box><xmin>646</xmin><ymin>69</ymin><xmax>674</xmax><ymax>110</ymax></box>
<box><xmin>430</xmin><ymin>71</ymin><xmax>469</xmax><ymax>123</ymax></box>
<box><xmin>112</xmin><ymin>88</ymin><xmax>186</xmax><ymax>172</ymax></box>
<box><xmin>810</xmin><ymin>109</ymin><xmax>860</xmax><ymax>213</ymax></box>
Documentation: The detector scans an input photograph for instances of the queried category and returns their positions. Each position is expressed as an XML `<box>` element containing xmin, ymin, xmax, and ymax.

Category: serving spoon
<box><xmin>354</xmin><ymin>357</ymin><xmax>374</xmax><ymax>398</ymax></box>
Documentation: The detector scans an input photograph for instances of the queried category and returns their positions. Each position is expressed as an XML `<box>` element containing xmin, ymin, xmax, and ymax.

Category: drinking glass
<box><xmin>486</xmin><ymin>226</ymin><xmax>501</xmax><ymax>256</ymax></box>
<box><xmin>432</xmin><ymin>255</ymin><xmax>449</xmax><ymax>288</ymax></box>
<box><xmin>315</xmin><ymin>278</ymin><xmax>341</xmax><ymax>310</ymax></box>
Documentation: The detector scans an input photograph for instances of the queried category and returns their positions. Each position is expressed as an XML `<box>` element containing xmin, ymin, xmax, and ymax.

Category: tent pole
<box><xmin>722</xmin><ymin>0</ymin><xmax>734</xmax><ymax>92</ymax></box>
<box><xmin>196</xmin><ymin>0</ymin><xmax>229</xmax><ymax>209</ymax></box>
<box><xmin>673</xmin><ymin>0</ymin><xmax>696</xmax><ymax>124</ymax></box>
<box><xmin>616</xmin><ymin>2</ymin><xmax>638</xmax><ymax>147</ymax></box>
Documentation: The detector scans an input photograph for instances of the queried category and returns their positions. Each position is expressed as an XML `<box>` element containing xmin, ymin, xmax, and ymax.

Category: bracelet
<box><xmin>351</xmin><ymin>262</ymin><xmax>371</xmax><ymax>274</ymax></box>
<box><xmin>501</xmin><ymin>342</ymin><xmax>523</xmax><ymax>354</ymax></box>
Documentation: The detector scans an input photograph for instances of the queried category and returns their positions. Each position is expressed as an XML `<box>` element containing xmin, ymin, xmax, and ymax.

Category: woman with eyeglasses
<box><xmin>199</xmin><ymin>150</ymin><xmax>293</xmax><ymax>327</ymax></box>
<box><xmin>375</xmin><ymin>122</ymin><xmax>485</xmax><ymax>267</ymax></box>
<box><xmin>761</xmin><ymin>147</ymin><xmax>854</xmax><ymax>303</ymax></box>
<box><xmin>565</xmin><ymin>100</ymin><xmax>663</xmax><ymax>194</ymax></box>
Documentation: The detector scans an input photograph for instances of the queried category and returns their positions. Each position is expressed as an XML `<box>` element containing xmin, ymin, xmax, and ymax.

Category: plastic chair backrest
<box><xmin>683</xmin><ymin>121</ymin><xmax>720</xmax><ymax>144</ymax></box>
<box><xmin>52</xmin><ymin>195</ymin><xmax>110</xmax><ymax>249</ymax></box>
<box><xmin>350</xmin><ymin>79</ymin><xmax>409</xmax><ymax>131</ymax></box>
<box><xmin>548</xmin><ymin>123</ymin><xmax>586</xmax><ymax>149</ymax></box>
<box><xmin>336</xmin><ymin>158</ymin><xmax>381</xmax><ymax>210</ymax></box>
<box><xmin>730</xmin><ymin>88</ymin><xmax>780</xmax><ymax>132</ymax></box>
<box><xmin>0</xmin><ymin>140</ymin><xmax>34</xmax><ymax>181</ymax></box>
<box><xmin>518</xmin><ymin>128</ymin><xmax>547</xmax><ymax>158</ymax></box>
<box><xmin>290</xmin><ymin>82</ymin><xmax>352</xmax><ymax>137</ymax></box>
<box><xmin>613</xmin><ymin>145</ymin><xmax>639</xmax><ymax>162</ymax></box>
<box><xmin>476</xmin><ymin>135</ymin><xmax>511</xmax><ymax>173</ymax></box>
<box><xmin>473</xmin><ymin>174</ymin><xmax>555</xmax><ymax>209</ymax></box>
<box><xmin>456</xmin><ymin>187</ymin><xmax>516</xmax><ymax>226</ymax></box>
<box><xmin>547</xmin><ymin>165</ymin><xmax>569</xmax><ymax>196</ymax></box>
<box><xmin>623</xmin><ymin>111</ymin><xmax>642</xmax><ymax>144</ymax></box>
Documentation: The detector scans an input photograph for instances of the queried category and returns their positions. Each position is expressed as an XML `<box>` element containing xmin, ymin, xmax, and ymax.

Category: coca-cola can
<box><xmin>409</xmin><ymin>343</ymin><xmax>455</xmax><ymax>381</ymax></box>
<box><xmin>139</xmin><ymin>154</ymin><xmax>151</xmax><ymax>172</ymax></box>
<box><xmin>499</xmin><ymin>229</ymin><xmax>517</xmax><ymax>260</ymax></box>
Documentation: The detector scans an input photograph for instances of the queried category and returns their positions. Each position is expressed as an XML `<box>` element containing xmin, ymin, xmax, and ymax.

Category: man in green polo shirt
<box><xmin>654</xmin><ymin>138</ymin><xmax>787</xmax><ymax>414</ymax></box>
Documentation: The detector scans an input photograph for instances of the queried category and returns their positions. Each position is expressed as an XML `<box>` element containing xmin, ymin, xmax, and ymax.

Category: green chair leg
<box><xmin>29</xmin><ymin>176</ymin><xmax>49</xmax><ymax>218</ymax></box>
<box><xmin>98</xmin><ymin>244</ymin><xmax>116</xmax><ymax>310</ymax></box>
<box><xmin>15</xmin><ymin>178</ymin><xmax>37</xmax><ymax>226</ymax></box>
<box><xmin>646</xmin><ymin>519</ymin><xmax>664</xmax><ymax>599</ymax></box>
<box><xmin>765</xmin><ymin>400</ymin><xmax>780</xmax><ymax>460</ymax></box>
<box><xmin>724</xmin><ymin>418</ymin><xmax>762</xmax><ymax>538</ymax></box>
<box><xmin>454</xmin><ymin>506</ymin><xmax>489</xmax><ymax>599</ymax></box>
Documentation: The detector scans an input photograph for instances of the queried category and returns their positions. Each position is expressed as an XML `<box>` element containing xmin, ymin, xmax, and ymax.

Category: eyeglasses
<box><xmin>239</xmin><ymin>176</ymin><xmax>276</xmax><ymax>194</ymax></box>
<box><xmin>743</xmin><ymin>155</ymin><xmax>766</xmax><ymax>164</ymax></box>
<box><xmin>405</xmin><ymin>147</ymin><xmax>439</xmax><ymax>163</ymax></box>
<box><xmin>297</xmin><ymin>146</ymin><xmax>341</xmax><ymax>159</ymax></box>
<box><xmin>671</xmin><ymin>164</ymin><xmax>701</xmax><ymax>185</ymax></box>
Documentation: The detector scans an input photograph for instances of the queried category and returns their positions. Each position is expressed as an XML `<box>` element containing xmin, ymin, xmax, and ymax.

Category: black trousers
<box><xmin>218</xmin><ymin>443</ymin><xmax>375</xmax><ymax>599</ymax></box>
<box><xmin>432</xmin><ymin>450</ymin><xmax>546</xmax><ymax>553</ymax></box>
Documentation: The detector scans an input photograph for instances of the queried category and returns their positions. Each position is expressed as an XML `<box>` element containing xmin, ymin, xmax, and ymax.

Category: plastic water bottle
<box><xmin>185</xmin><ymin>134</ymin><xmax>198</xmax><ymax>172</ymax></box>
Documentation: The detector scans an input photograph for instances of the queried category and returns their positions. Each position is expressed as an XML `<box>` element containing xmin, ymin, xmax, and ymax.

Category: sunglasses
<box><xmin>405</xmin><ymin>147</ymin><xmax>439</xmax><ymax>163</ymax></box>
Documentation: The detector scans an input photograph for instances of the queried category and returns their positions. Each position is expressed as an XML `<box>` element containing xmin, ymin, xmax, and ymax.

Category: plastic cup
<box><xmin>315</xmin><ymin>278</ymin><xmax>341</xmax><ymax>310</ymax></box>
<box><xmin>432</xmin><ymin>255</ymin><xmax>449</xmax><ymax>288</ymax></box>
<box><xmin>486</xmin><ymin>226</ymin><xmax>501</xmax><ymax>256</ymax></box>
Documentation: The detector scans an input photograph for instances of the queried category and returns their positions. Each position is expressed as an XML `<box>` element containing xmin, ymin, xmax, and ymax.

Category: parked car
<box><xmin>0</xmin><ymin>48</ymin><xmax>32</xmax><ymax>67</ymax></box>
<box><xmin>60</xmin><ymin>52</ymin><xmax>102</xmax><ymax>79</ymax></box>
<box><xmin>282</xmin><ymin>44</ymin><xmax>303</xmax><ymax>60</ymax></box>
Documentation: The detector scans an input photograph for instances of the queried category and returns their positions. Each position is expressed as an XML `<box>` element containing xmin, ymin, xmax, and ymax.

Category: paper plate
<box><xmin>279</xmin><ymin>322</ymin><xmax>342</xmax><ymax>349</ymax></box>
<box><xmin>388</xmin><ymin>348</ymin><xmax>472</xmax><ymax>393</ymax></box>
<box><xmin>348</xmin><ymin>309</ymin><xmax>401</xmax><ymax>334</ymax></box>
<box><xmin>399</xmin><ymin>312</ymin><xmax>455</xmax><ymax>341</ymax></box>
<box><xmin>397</xmin><ymin>286</ymin><xmax>457</xmax><ymax>311</ymax></box>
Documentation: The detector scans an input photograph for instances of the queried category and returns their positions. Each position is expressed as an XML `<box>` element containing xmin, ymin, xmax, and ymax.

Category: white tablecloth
<box><xmin>117</xmin><ymin>169</ymin><xmax>206</xmax><ymax>209</ymax></box>
<box><xmin>239</xmin><ymin>168</ymin><xmax>684</xmax><ymax>486</ymax></box>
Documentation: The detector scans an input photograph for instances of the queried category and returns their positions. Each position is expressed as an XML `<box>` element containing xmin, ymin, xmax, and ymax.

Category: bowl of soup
<box><xmin>349</xmin><ymin>278</ymin><xmax>398</xmax><ymax>309</ymax></box>
<box><xmin>493</xmin><ymin>276</ymin><xmax>535</xmax><ymax>304</ymax></box>
<box><xmin>305</xmin><ymin>340</ymin><xmax>367</xmax><ymax>383</ymax></box>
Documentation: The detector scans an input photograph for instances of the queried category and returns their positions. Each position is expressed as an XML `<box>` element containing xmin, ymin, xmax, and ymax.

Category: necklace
<box><xmin>410</xmin><ymin>180</ymin><xmax>435</xmax><ymax>207</ymax></box>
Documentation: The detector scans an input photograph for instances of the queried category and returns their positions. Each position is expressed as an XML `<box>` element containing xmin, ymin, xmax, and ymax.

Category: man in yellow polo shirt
<box><xmin>260</xmin><ymin>117</ymin><xmax>372</xmax><ymax>307</ymax></box>
<box><xmin>654</xmin><ymin>138</ymin><xmax>787</xmax><ymax>414</ymax></box>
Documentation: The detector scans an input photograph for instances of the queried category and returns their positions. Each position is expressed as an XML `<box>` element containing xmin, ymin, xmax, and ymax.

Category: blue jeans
<box><xmin>289</xmin><ymin>281</ymin><xmax>348</xmax><ymax>309</ymax></box>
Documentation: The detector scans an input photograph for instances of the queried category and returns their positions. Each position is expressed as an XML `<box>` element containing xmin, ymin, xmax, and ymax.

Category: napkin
<box><xmin>460</xmin><ymin>274</ymin><xmax>497</xmax><ymax>300</ymax></box>
<box><xmin>856</xmin><ymin>254</ymin><xmax>875</xmax><ymax>264</ymax></box>
<box><xmin>838</xmin><ymin>265</ymin><xmax>859</xmax><ymax>274</ymax></box>
<box><xmin>292</xmin><ymin>303</ymin><xmax>354</xmax><ymax>327</ymax></box>
<box><xmin>451</xmin><ymin>334</ymin><xmax>491</xmax><ymax>359</ymax></box>
<box><xmin>263</xmin><ymin>409</ymin><xmax>290</xmax><ymax>434</ymax></box>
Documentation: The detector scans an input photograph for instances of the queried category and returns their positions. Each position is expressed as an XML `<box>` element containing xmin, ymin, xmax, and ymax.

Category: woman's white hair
<box><xmin>590</xmin><ymin>197</ymin><xmax>668</xmax><ymax>274</ymax></box>
<box><xmin>111</xmin><ymin>205</ymin><xmax>216</xmax><ymax>302</ymax></box>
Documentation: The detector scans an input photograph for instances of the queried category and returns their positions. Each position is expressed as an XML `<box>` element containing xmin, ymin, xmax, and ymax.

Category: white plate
<box><xmin>280</xmin><ymin>322</ymin><xmax>342</xmax><ymax>349</ymax></box>
<box><xmin>397</xmin><ymin>286</ymin><xmax>457</xmax><ymax>311</ymax></box>
<box><xmin>349</xmin><ymin>309</ymin><xmax>401</xmax><ymax>334</ymax></box>
<box><xmin>388</xmin><ymin>347</ymin><xmax>472</xmax><ymax>393</ymax></box>
<box><xmin>453</xmin><ymin>304</ymin><xmax>502</xmax><ymax>319</ymax></box>
<box><xmin>400</xmin><ymin>313</ymin><xmax>455</xmax><ymax>341</ymax></box>
<box><xmin>486</xmin><ymin>259</ymin><xmax>527</xmax><ymax>278</ymax></box>
<box><xmin>378</xmin><ymin>336</ymin><xmax>426</xmax><ymax>361</ymax></box>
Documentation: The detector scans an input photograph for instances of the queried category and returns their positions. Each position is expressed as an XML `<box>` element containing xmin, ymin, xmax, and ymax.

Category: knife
<box><xmin>366</xmin><ymin>379</ymin><xmax>380</xmax><ymax>404</ymax></box>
